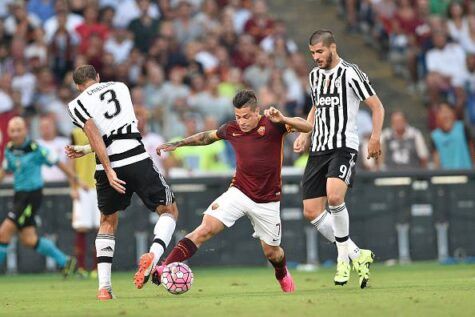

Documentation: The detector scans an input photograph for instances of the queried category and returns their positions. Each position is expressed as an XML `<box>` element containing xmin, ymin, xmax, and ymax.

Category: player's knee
<box><xmin>20</xmin><ymin>235</ymin><xmax>37</xmax><ymax>248</ymax></box>
<box><xmin>99</xmin><ymin>214</ymin><xmax>118</xmax><ymax>234</ymax></box>
<box><xmin>303</xmin><ymin>206</ymin><xmax>318</xmax><ymax>221</ymax></box>
<box><xmin>327</xmin><ymin>194</ymin><xmax>344</xmax><ymax>206</ymax></box>
<box><xmin>156</xmin><ymin>203</ymin><xmax>178</xmax><ymax>220</ymax></box>
<box><xmin>263</xmin><ymin>246</ymin><xmax>282</xmax><ymax>262</ymax></box>
<box><xmin>192</xmin><ymin>223</ymin><xmax>215</xmax><ymax>242</ymax></box>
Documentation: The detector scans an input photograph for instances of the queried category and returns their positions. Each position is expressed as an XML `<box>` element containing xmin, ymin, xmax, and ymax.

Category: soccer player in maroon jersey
<box><xmin>153</xmin><ymin>90</ymin><xmax>312</xmax><ymax>292</ymax></box>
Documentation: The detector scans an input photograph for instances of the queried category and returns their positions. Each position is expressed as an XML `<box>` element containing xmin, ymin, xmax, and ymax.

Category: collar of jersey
<box><xmin>322</xmin><ymin>58</ymin><xmax>343</xmax><ymax>74</ymax></box>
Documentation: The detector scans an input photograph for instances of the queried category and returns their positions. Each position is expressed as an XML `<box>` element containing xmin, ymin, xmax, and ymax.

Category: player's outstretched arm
<box><xmin>156</xmin><ymin>130</ymin><xmax>220</xmax><ymax>156</ymax></box>
<box><xmin>264</xmin><ymin>106</ymin><xmax>313</xmax><ymax>133</ymax></box>
<box><xmin>293</xmin><ymin>106</ymin><xmax>315</xmax><ymax>153</ymax></box>
<box><xmin>83</xmin><ymin>119</ymin><xmax>126</xmax><ymax>194</ymax></box>
<box><xmin>65</xmin><ymin>144</ymin><xmax>93</xmax><ymax>159</ymax></box>
<box><xmin>364</xmin><ymin>95</ymin><xmax>385</xmax><ymax>160</ymax></box>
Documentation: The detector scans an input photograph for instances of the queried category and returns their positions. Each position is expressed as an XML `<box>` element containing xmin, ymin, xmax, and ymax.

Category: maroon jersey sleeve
<box><xmin>217</xmin><ymin>122</ymin><xmax>230</xmax><ymax>140</ymax></box>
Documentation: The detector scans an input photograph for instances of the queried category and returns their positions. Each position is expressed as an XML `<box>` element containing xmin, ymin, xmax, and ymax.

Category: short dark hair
<box><xmin>233</xmin><ymin>89</ymin><xmax>258</xmax><ymax>109</ymax></box>
<box><xmin>309</xmin><ymin>29</ymin><xmax>336</xmax><ymax>47</ymax></box>
<box><xmin>73</xmin><ymin>65</ymin><xmax>97</xmax><ymax>85</ymax></box>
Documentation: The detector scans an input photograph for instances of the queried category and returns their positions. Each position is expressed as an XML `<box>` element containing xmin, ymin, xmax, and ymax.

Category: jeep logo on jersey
<box><xmin>317</xmin><ymin>93</ymin><xmax>340</xmax><ymax>107</ymax></box>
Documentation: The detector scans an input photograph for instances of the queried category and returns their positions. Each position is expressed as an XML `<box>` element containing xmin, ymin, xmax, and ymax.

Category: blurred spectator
<box><xmin>459</xmin><ymin>15</ymin><xmax>475</xmax><ymax>54</ymax></box>
<box><xmin>227</xmin><ymin>0</ymin><xmax>252</xmax><ymax>35</ymax></box>
<box><xmin>231</xmin><ymin>34</ymin><xmax>256</xmax><ymax>70</ymax></box>
<box><xmin>25</xmin><ymin>27</ymin><xmax>48</xmax><ymax>68</ymax></box>
<box><xmin>48</xmin><ymin>10</ymin><xmax>77</xmax><ymax>81</ymax></box>
<box><xmin>430</xmin><ymin>0</ymin><xmax>450</xmax><ymax>16</ymax></box>
<box><xmin>27</xmin><ymin>0</ymin><xmax>56</xmax><ymax>23</ymax></box>
<box><xmin>75</xmin><ymin>5</ymin><xmax>109</xmax><ymax>55</ymax></box>
<box><xmin>218</xmin><ymin>67</ymin><xmax>244</xmax><ymax>100</ymax></box>
<box><xmin>44</xmin><ymin>0</ymin><xmax>83</xmax><ymax>44</ymax></box>
<box><xmin>33</xmin><ymin>68</ymin><xmax>57</xmax><ymax>115</ymax></box>
<box><xmin>431</xmin><ymin>103</ymin><xmax>474</xmax><ymax>169</ymax></box>
<box><xmin>105</xmin><ymin>27</ymin><xmax>133</xmax><ymax>64</ymax></box>
<box><xmin>243</xmin><ymin>50</ymin><xmax>271</xmax><ymax>92</ymax></box>
<box><xmin>43</xmin><ymin>85</ymin><xmax>74</xmax><ymax>137</ymax></box>
<box><xmin>261</xmin><ymin>19</ymin><xmax>297</xmax><ymax>54</ymax></box>
<box><xmin>173</xmin><ymin>0</ymin><xmax>203</xmax><ymax>47</ymax></box>
<box><xmin>128</xmin><ymin>0</ymin><xmax>160</xmax><ymax>53</ymax></box>
<box><xmin>0</xmin><ymin>1</ymin><xmax>14</xmax><ymax>19</ymax></box>
<box><xmin>4</xmin><ymin>1</ymin><xmax>41</xmax><ymax>40</ymax></box>
<box><xmin>169</xmin><ymin>114</ymin><xmax>230</xmax><ymax>172</ymax></box>
<box><xmin>113</xmin><ymin>0</ymin><xmax>161</xmax><ymax>29</ymax></box>
<box><xmin>244</xmin><ymin>0</ymin><xmax>274</xmax><ymax>43</ymax></box>
<box><xmin>12</xmin><ymin>61</ymin><xmax>36</xmax><ymax>110</ymax></box>
<box><xmin>425</xmin><ymin>29</ymin><xmax>467</xmax><ymax>116</ymax></box>
<box><xmin>37</xmin><ymin>114</ymin><xmax>69</xmax><ymax>182</ymax></box>
<box><xmin>446</xmin><ymin>0</ymin><xmax>469</xmax><ymax>43</ymax></box>
<box><xmin>193</xmin><ymin>0</ymin><xmax>220</xmax><ymax>34</ymax></box>
<box><xmin>188</xmin><ymin>74</ymin><xmax>233</xmax><ymax>122</ymax></box>
<box><xmin>135</xmin><ymin>105</ymin><xmax>170</xmax><ymax>175</ymax></box>
<box><xmin>381</xmin><ymin>111</ymin><xmax>429</xmax><ymax>170</ymax></box>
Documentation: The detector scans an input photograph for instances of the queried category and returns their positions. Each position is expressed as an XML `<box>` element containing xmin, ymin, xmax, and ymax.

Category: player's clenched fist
<box><xmin>293</xmin><ymin>134</ymin><xmax>309</xmax><ymax>153</ymax></box>
<box><xmin>156</xmin><ymin>143</ymin><xmax>178</xmax><ymax>156</ymax></box>
<box><xmin>264</xmin><ymin>106</ymin><xmax>284</xmax><ymax>123</ymax></box>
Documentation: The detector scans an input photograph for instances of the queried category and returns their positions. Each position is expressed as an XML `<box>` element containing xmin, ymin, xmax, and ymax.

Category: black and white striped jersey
<box><xmin>67</xmin><ymin>81</ymin><xmax>149</xmax><ymax>170</ymax></box>
<box><xmin>309</xmin><ymin>59</ymin><xmax>375</xmax><ymax>154</ymax></box>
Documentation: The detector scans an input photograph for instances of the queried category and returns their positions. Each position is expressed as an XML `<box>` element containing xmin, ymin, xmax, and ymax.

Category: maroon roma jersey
<box><xmin>217</xmin><ymin>116</ymin><xmax>289</xmax><ymax>203</ymax></box>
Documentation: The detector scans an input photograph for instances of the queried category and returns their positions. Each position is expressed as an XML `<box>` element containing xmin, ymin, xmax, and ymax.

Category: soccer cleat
<box><xmin>277</xmin><ymin>268</ymin><xmax>296</xmax><ymax>293</ymax></box>
<box><xmin>62</xmin><ymin>257</ymin><xmax>77</xmax><ymax>279</ymax></box>
<box><xmin>76</xmin><ymin>267</ymin><xmax>89</xmax><ymax>279</ymax></box>
<box><xmin>97</xmin><ymin>288</ymin><xmax>115</xmax><ymax>301</ymax></box>
<box><xmin>134</xmin><ymin>253</ymin><xmax>155</xmax><ymax>289</ymax></box>
<box><xmin>352</xmin><ymin>249</ymin><xmax>375</xmax><ymax>289</ymax></box>
<box><xmin>334</xmin><ymin>261</ymin><xmax>351</xmax><ymax>286</ymax></box>
<box><xmin>151</xmin><ymin>264</ymin><xmax>165</xmax><ymax>286</ymax></box>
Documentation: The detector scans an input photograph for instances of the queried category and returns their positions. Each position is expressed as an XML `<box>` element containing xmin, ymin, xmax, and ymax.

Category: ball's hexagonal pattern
<box><xmin>160</xmin><ymin>262</ymin><xmax>194</xmax><ymax>295</ymax></box>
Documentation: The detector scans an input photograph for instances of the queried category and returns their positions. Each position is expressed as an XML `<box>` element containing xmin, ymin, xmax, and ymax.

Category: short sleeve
<box><xmin>308</xmin><ymin>69</ymin><xmax>317</xmax><ymax>107</ymax></box>
<box><xmin>39</xmin><ymin>145</ymin><xmax>59</xmax><ymax>167</ymax></box>
<box><xmin>67</xmin><ymin>99</ymin><xmax>92</xmax><ymax>128</ymax></box>
<box><xmin>216</xmin><ymin>123</ymin><xmax>229</xmax><ymax>140</ymax></box>
<box><xmin>347</xmin><ymin>66</ymin><xmax>375</xmax><ymax>101</ymax></box>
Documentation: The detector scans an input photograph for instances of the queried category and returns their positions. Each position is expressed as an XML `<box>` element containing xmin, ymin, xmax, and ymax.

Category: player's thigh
<box><xmin>95</xmin><ymin>170</ymin><xmax>133</xmax><ymax>215</ymax></box>
<box><xmin>302</xmin><ymin>154</ymin><xmax>332</xmax><ymax>200</ymax></box>
<box><xmin>131</xmin><ymin>158</ymin><xmax>175</xmax><ymax>212</ymax></box>
<box><xmin>248</xmin><ymin>201</ymin><xmax>282</xmax><ymax>247</ymax></box>
<box><xmin>326</xmin><ymin>149</ymin><xmax>357</xmax><ymax>203</ymax></box>
<box><xmin>203</xmin><ymin>187</ymin><xmax>247</xmax><ymax>228</ymax></box>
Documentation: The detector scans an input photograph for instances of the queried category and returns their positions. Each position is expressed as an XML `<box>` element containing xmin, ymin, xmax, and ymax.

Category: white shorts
<box><xmin>204</xmin><ymin>187</ymin><xmax>282</xmax><ymax>246</ymax></box>
<box><xmin>72</xmin><ymin>188</ymin><xmax>101</xmax><ymax>230</ymax></box>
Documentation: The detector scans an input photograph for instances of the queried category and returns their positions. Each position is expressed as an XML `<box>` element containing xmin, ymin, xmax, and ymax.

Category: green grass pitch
<box><xmin>0</xmin><ymin>262</ymin><xmax>474</xmax><ymax>317</ymax></box>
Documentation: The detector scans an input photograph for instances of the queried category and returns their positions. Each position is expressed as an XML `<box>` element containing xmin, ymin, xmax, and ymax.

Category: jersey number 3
<box><xmin>100</xmin><ymin>89</ymin><xmax>121</xmax><ymax>119</ymax></box>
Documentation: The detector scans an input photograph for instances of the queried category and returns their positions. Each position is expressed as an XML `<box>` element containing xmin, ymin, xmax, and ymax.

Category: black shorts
<box><xmin>302</xmin><ymin>148</ymin><xmax>358</xmax><ymax>200</ymax></box>
<box><xmin>95</xmin><ymin>158</ymin><xmax>175</xmax><ymax>215</ymax></box>
<box><xmin>7</xmin><ymin>189</ymin><xmax>42</xmax><ymax>229</ymax></box>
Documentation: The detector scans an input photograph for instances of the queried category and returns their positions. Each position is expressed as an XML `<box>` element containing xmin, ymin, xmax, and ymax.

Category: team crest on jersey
<box><xmin>257</xmin><ymin>126</ymin><xmax>265</xmax><ymax>136</ymax></box>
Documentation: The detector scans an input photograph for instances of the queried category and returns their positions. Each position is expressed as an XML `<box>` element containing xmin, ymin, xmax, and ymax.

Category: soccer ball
<box><xmin>160</xmin><ymin>262</ymin><xmax>194</xmax><ymax>295</ymax></box>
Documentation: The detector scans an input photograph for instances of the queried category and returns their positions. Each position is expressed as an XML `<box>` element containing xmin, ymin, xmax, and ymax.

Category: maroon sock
<box><xmin>75</xmin><ymin>232</ymin><xmax>86</xmax><ymax>269</ymax></box>
<box><xmin>269</xmin><ymin>255</ymin><xmax>287</xmax><ymax>280</ymax></box>
<box><xmin>164</xmin><ymin>238</ymin><xmax>198</xmax><ymax>265</ymax></box>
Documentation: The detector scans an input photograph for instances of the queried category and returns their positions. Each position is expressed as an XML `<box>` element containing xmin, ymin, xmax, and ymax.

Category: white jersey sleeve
<box><xmin>346</xmin><ymin>65</ymin><xmax>375</xmax><ymax>101</ymax></box>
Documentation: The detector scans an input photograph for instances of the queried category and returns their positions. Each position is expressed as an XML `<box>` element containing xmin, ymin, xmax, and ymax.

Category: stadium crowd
<box><xmin>0</xmin><ymin>0</ymin><xmax>312</xmax><ymax>175</ymax></box>
<box><xmin>0</xmin><ymin>0</ymin><xmax>473</xmax><ymax>176</ymax></box>
<box><xmin>340</xmin><ymin>0</ymin><xmax>474</xmax><ymax>170</ymax></box>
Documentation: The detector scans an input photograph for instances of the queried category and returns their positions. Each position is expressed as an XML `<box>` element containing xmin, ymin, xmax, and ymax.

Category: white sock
<box><xmin>311</xmin><ymin>209</ymin><xmax>361</xmax><ymax>260</ymax></box>
<box><xmin>329</xmin><ymin>203</ymin><xmax>350</xmax><ymax>263</ymax></box>
<box><xmin>310</xmin><ymin>210</ymin><xmax>335</xmax><ymax>243</ymax></box>
<box><xmin>150</xmin><ymin>213</ymin><xmax>176</xmax><ymax>267</ymax></box>
<box><xmin>96</xmin><ymin>233</ymin><xmax>115</xmax><ymax>291</ymax></box>
<box><xmin>347</xmin><ymin>238</ymin><xmax>361</xmax><ymax>260</ymax></box>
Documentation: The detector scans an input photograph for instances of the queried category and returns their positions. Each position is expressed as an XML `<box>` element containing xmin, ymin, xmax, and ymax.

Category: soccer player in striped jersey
<box><xmin>294</xmin><ymin>30</ymin><xmax>385</xmax><ymax>288</ymax></box>
<box><xmin>65</xmin><ymin>65</ymin><xmax>179</xmax><ymax>300</ymax></box>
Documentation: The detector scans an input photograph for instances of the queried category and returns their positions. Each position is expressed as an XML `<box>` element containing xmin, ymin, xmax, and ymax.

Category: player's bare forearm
<box><xmin>83</xmin><ymin>120</ymin><xmax>113</xmax><ymax>173</ymax></box>
<box><xmin>365</xmin><ymin>96</ymin><xmax>385</xmax><ymax>140</ymax></box>
<box><xmin>170</xmin><ymin>130</ymin><xmax>220</xmax><ymax>147</ymax></box>
<box><xmin>283</xmin><ymin>116</ymin><xmax>313</xmax><ymax>133</ymax></box>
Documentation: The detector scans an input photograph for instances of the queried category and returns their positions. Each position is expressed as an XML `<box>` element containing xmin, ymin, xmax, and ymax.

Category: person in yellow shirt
<box><xmin>70</xmin><ymin>127</ymin><xmax>100</xmax><ymax>277</ymax></box>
